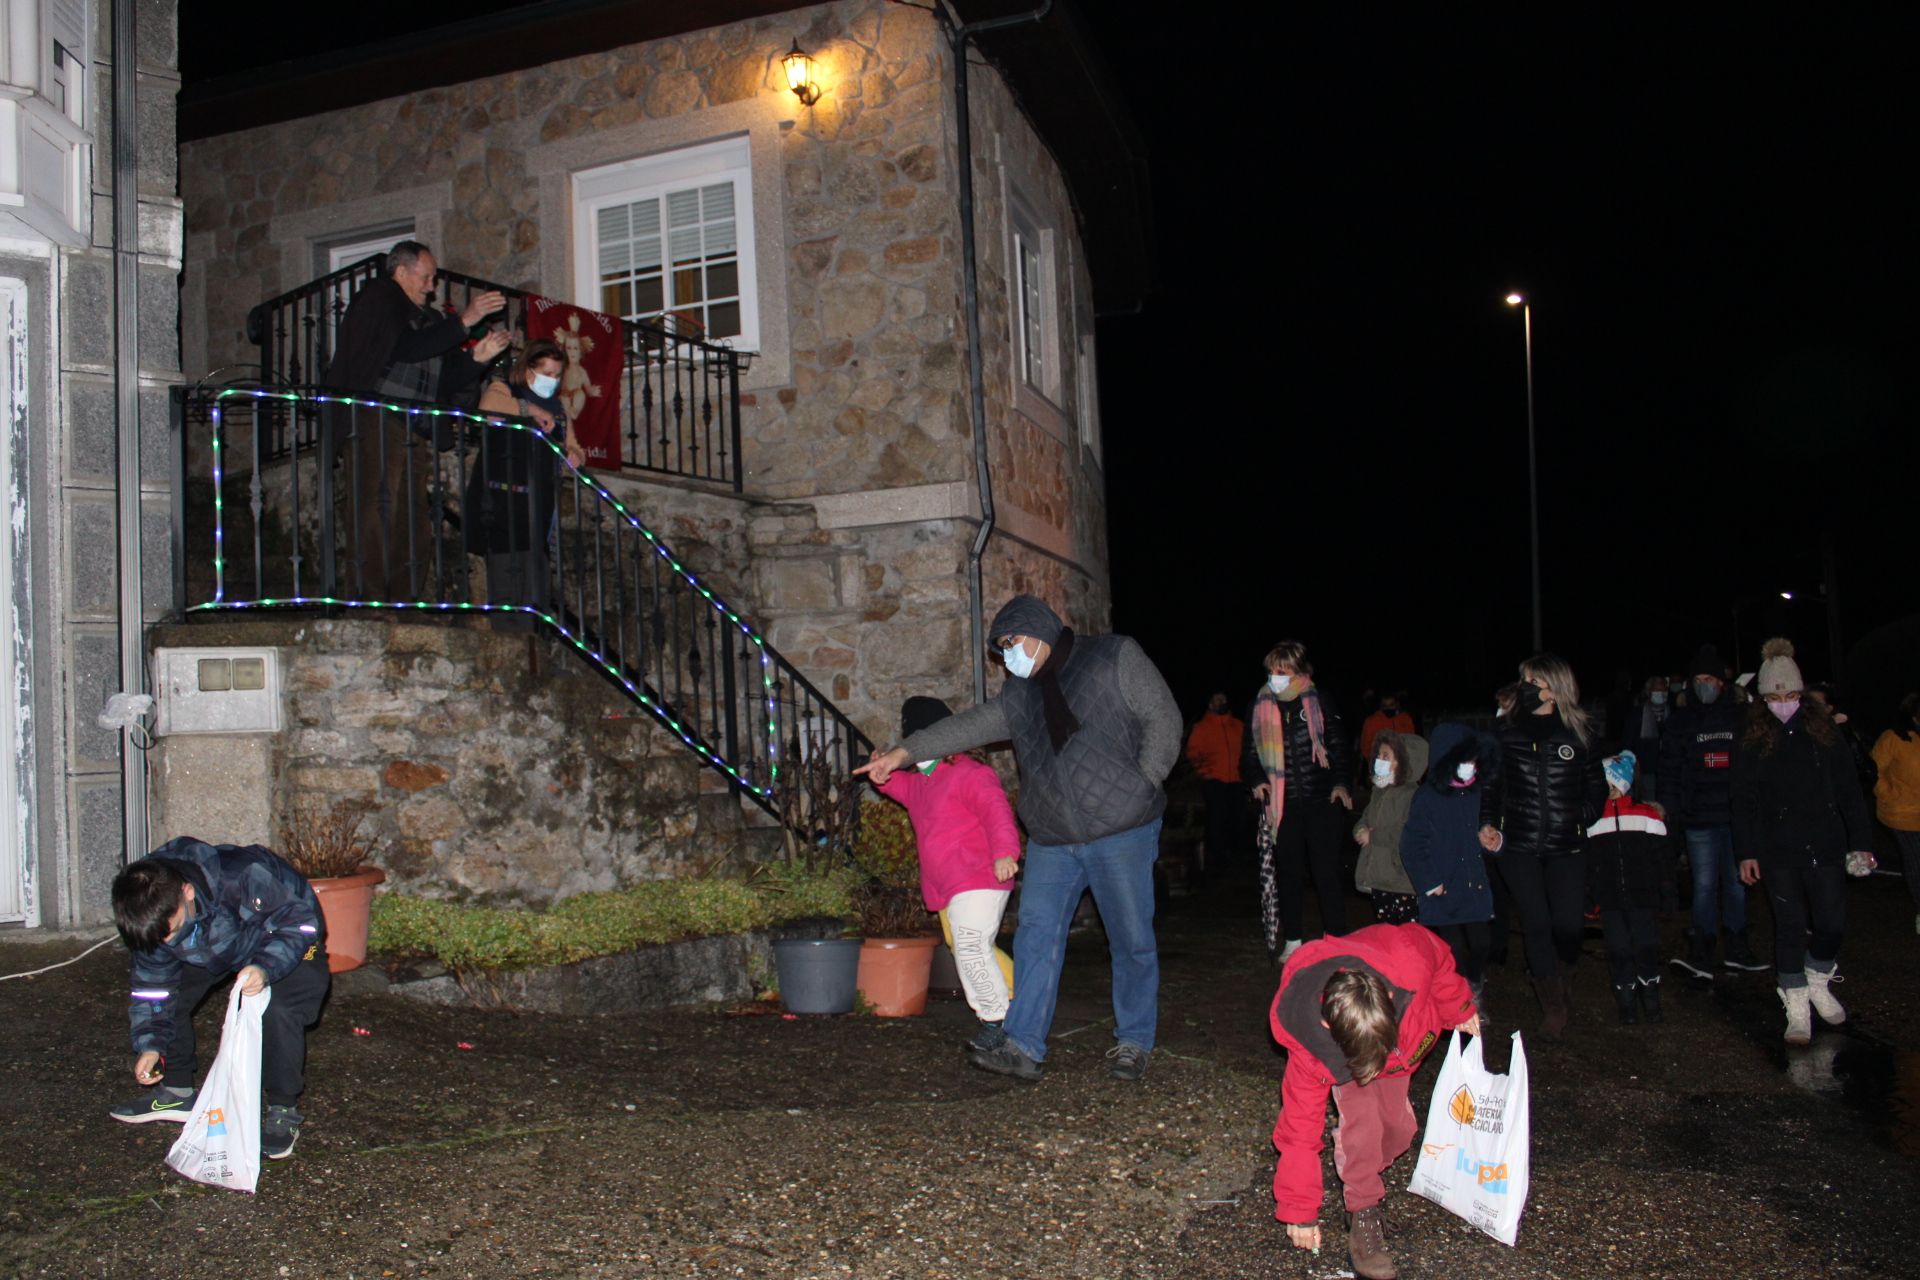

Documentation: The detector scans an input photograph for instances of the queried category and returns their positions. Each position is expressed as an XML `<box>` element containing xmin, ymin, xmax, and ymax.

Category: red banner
<box><xmin>526</xmin><ymin>297</ymin><xmax>624</xmax><ymax>469</ymax></box>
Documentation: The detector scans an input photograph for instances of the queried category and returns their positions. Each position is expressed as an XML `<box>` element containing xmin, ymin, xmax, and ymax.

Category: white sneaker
<box><xmin>1778</xmin><ymin>986</ymin><xmax>1812</xmax><ymax>1046</ymax></box>
<box><xmin>1806</xmin><ymin>968</ymin><xmax>1846</xmax><ymax>1025</ymax></box>
<box><xmin>1280</xmin><ymin>939</ymin><xmax>1304</xmax><ymax>961</ymax></box>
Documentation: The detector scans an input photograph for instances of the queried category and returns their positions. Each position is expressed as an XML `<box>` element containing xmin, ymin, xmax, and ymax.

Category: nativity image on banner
<box><xmin>527</xmin><ymin>297</ymin><xmax>625</xmax><ymax>469</ymax></box>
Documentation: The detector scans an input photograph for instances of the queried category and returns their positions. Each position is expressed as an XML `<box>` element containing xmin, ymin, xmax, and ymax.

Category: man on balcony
<box><xmin>858</xmin><ymin>594</ymin><xmax>1182</xmax><ymax>1083</ymax></box>
<box><xmin>322</xmin><ymin>240</ymin><xmax>508</xmax><ymax>603</ymax></box>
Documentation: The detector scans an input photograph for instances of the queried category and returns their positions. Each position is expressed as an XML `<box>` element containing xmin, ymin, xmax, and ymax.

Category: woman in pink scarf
<box><xmin>1243</xmin><ymin>640</ymin><xmax>1355</xmax><ymax>961</ymax></box>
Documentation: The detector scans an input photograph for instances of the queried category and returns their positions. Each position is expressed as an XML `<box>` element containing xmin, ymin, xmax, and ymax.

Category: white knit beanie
<box><xmin>1756</xmin><ymin>638</ymin><xmax>1804</xmax><ymax>696</ymax></box>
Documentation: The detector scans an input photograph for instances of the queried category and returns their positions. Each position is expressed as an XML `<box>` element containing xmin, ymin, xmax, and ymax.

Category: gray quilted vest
<box><xmin>1004</xmin><ymin>634</ymin><xmax>1166</xmax><ymax>845</ymax></box>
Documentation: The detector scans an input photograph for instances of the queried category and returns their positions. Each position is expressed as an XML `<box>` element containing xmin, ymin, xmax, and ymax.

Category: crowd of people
<box><xmin>102</xmin><ymin>583</ymin><xmax>1917</xmax><ymax>1280</ymax></box>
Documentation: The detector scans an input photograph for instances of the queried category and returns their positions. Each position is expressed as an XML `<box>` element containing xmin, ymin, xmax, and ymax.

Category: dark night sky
<box><xmin>180</xmin><ymin>5</ymin><xmax>1916</xmax><ymax>724</ymax></box>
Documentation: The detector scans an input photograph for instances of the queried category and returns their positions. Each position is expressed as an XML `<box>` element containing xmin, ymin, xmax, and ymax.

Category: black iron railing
<box><xmin>170</xmin><ymin>384</ymin><xmax>866</xmax><ymax>819</ymax></box>
<box><xmin>244</xmin><ymin>258</ymin><xmax>746</xmax><ymax>490</ymax></box>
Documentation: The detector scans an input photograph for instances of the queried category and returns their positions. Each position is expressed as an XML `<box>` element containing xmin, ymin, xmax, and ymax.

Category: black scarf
<box><xmin>1035</xmin><ymin>628</ymin><xmax>1081</xmax><ymax>751</ymax></box>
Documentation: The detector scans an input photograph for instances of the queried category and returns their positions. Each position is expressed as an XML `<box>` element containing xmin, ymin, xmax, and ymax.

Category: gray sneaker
<box><xmin>1106</xmin><ymin>1042</ymin><xmax>1150</xmax><ymax>1081</ymax></box>
<box><xmin>967</xmin><ymin>1040</ymin><xmax>1044</xmax><ymax>1081</ymax></box>
<box><xmin>110</xmin><ymin>1085</ymin><xmax>196</xmax><ymax>1124</ymax></box>
<box><xmin>262</xmin><ymin>1105</ymin><xmax>303</xmax><ymax>1160</ymax></box>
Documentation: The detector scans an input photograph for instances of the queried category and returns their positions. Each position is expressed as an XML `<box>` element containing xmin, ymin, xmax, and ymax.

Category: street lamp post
<box><xmin>1507</xmin><ymin>292</ymin><xmax>1542</xmax><ymax>652</ymax></box>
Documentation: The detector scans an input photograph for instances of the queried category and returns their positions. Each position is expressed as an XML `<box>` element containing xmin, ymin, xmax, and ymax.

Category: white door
<box><xmin>1</xmin><ymin>277</ymin><xmax>34</xmax><ymax>924</ymax></box>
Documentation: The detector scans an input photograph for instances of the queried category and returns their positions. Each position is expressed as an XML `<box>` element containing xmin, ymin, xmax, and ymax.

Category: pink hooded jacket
<box><xmin>877</xmin><ymin>756</ymin><xmax>1022</xmax><ymax>910</ymax></box>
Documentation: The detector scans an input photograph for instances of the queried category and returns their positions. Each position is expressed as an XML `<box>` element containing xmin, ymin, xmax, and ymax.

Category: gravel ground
<box><xmin>2</xmin><ymin>867</ymin><xmax>1916</xmax><ymax>1280</ymax></box>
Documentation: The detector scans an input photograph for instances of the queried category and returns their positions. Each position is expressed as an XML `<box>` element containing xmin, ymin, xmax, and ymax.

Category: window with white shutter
<box><xmin>573</xmin><ymin>138</ymin><xmax>757</xmax><ymax>352</ymax></box>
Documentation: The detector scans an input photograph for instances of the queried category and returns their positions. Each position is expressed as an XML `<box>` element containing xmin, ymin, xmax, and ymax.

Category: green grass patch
<box><xmin>367</xmin><ymin>861</ymin><xmax>858</xmax><ymax>972</ymax></box>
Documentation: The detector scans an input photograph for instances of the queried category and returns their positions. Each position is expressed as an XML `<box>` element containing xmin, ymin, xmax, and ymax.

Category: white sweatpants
<box><xmin>940</xmin><ymin>888</ymin><xmax>1014</xmax><ymax>1022</ymax></box>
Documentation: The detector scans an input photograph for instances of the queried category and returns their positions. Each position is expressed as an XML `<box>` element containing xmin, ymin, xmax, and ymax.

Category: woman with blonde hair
<box><xmin>1478</xmin><ymin>653</ymin><xmax>1606</xmax><ymax>1039</ymax></box>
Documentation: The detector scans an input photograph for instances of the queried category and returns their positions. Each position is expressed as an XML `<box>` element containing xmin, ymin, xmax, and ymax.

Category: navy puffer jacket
<box><xmin>1399</xmin><ymin>722</ymin><xmax>1499</xmax><ymax>927</ymax></box>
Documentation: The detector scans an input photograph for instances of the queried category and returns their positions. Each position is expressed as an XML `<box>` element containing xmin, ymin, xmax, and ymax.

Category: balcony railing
<box><xmin>244</xmin><ymin>257</ymin><xmax>746</xmax><ymax>490</ymax></box>
<box><xmin>169</xmin><ymin>384</ymin><xmax>866</xmax><ymax>818</ymax></box>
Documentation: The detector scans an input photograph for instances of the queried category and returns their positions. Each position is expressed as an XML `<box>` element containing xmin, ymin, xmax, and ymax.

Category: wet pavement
<box><xmin>3</xmin><ymin>866</ymin><xmax>1918</xmax><ymax>1279</ymax></box>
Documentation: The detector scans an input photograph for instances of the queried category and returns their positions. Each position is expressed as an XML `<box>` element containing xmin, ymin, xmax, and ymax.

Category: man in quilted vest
<box><xmin>857</xmin><ymin>594</ymin><xmax>1181</xmax><ymax>1081</ymax></box>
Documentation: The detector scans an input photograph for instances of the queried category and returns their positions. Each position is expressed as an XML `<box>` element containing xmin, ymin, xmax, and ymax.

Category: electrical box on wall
<box><xmin>153</xmin><ymin>648</ymin><xmax>284</xmax><ymax>736</ymax></box>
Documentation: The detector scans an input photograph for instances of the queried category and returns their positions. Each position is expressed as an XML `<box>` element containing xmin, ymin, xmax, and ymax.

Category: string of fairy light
<box><xmin>197</xmin><ymin>387</ymin><xmax>780</xmax><ymax>796</ymax></box>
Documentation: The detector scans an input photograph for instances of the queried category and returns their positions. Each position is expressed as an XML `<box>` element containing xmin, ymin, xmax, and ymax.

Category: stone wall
<box><xmin>149</xmin><ymin>618</ymin><xmax>767</xmax><ymax>909</ymax></box>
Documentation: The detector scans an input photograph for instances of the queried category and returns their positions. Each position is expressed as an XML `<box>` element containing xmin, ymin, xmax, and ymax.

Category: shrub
<box><xmin>367</xmin><ymin>863</ymin><xmax>859</xmax><ymax>972</ymax></box>
<box><xmin>281</xmin><ymin>801</ymin><xmax>381</xmax><ymax>880</ymax></box>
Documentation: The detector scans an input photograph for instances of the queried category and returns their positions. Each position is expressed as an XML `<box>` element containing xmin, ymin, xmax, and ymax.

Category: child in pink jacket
<box><xmin>876</xmin><ymin>697</ymin><xmax>1021</xmax><ymax>1047</ymax></box>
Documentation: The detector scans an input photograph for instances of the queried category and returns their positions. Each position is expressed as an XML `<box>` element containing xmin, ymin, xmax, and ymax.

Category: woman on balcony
<box><xmin>465</xmin><ymin>339</ymin><xmax>585</xmax><ymax>630</ymax></box>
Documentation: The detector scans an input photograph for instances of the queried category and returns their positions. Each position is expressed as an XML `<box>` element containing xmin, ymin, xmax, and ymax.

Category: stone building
<box><xmin>3</xmin><ymin>0</ymin><xmax>181</xmax><ymax>928</ymax></box>
<box><xmin>154</xmin><ymin>0</ymin><xmax>1149</xmax><ymax>906</ymax></box>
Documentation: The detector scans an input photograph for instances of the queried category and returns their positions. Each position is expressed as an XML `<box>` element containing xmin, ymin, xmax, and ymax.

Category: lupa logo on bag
<box><xmin>1455</xmin><ymin>1150</ymin><xmax>1510</xmax><ymax>1194</ymax></box>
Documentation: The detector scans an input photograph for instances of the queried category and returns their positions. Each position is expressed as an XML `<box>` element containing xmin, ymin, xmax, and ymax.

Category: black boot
<box><xmin>1671</xmin><ymin>928</ymin><xmax>1715</xmax><ymax>980</ymax></box>
<box><xmin>1612</xmin><ymin>983</ymin><xmax>1640</xmax><ymax>1025</ymax></box>
<box><xmin>1638</xmin><ymin>975</ymin><xmax>1663</xmax><ymax>1023</ymax></box>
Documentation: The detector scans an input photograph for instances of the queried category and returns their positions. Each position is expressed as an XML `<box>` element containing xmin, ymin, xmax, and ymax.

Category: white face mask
<box><xmin>1003</xmin><ymin>642</ymin><xmax>1037</xmax><ymax>679</ymax></box>
<box><xmin>530</xmin><ymin>372</ymin><xmax>560</xmax><ymax>399</ymax></box>
<box><xmin>1371</xmin><ymin>758</ymin><xmax>1394</xmax><ymax>786</ymax></box>
<box><xmin>1267</xmin><ymin>673</ymin><xmax>1291</xmax><ymax>694</ymax></box>
<box><xmin>1455</xmin><ymin>762</ymin><xmax>1477</xmax><ymax>784</ymax></box>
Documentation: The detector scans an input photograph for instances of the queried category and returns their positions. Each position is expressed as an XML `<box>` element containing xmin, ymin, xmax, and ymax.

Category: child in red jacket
<box><xmin>875</xmin><ymin>696</ymin><xmax>1021</xmax><ymax>1049</ymax></box>
<box><xmin>1270</xmin><ymin>923</ymin><xmax>1478</xmax><ymax>1280</ymax></box>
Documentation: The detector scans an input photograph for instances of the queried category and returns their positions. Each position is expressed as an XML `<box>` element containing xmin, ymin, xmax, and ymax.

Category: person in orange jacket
<box><xmin>1186</xmin><ymin>693</ymin><xmax>1246</xmax><ymax>874</ymax></box>
<box><xmin>1359</xmin><ymin>693</ymin><xmax>1416</xmax><ymax>769</ymax></box>
<box><xmin>1871</xmin><ymin>690</ymin><xmax>1920</xmax><ymax>935</ymax></box>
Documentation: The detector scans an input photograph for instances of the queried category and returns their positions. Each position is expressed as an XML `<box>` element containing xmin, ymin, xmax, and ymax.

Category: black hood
<box><xmin>1425</xmin><ymin>721</ymin><xmax>1499</xmax><ymax>794</ymax></box>
<box><xmin>988</xmin><ymin>594</ymin><xmax>1065</xmax><ymax>648</ymax></box>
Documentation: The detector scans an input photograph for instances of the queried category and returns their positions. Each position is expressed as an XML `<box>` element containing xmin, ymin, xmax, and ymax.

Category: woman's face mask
<box><xmin>1649</xmin><ymin>690</ymin><xmax>1667</xmax><ymax>705</ymax></box>
<box><xmin>1769</xmin><ymin>698</ymin><xmax>1800</xmax><ymax>724</ymax></box>
<box><xmin>530</xmin><ymin>371</ymin><xmax>561</xmax><ymax>399</ymax></box>
<box><xmin>1267</xmin><ymin>673</ymin><xmax>1292</xmax><ymax>694</ymax></box>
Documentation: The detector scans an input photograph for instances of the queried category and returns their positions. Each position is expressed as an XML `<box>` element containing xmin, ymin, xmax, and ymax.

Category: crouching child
<box><xmin>110</xmin><ymin>837</ymin><xmax>330</xmax><ymax>1160</ymax></box>
<box><xmin>1270</xmin><ymin>922</ymin><xmax>1479</xmax><ymax>1280</ymax></box>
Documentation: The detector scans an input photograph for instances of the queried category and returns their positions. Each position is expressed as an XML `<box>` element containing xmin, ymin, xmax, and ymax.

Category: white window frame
<box><xmin>571</xmin><ymin>136</ymin><xmax>759</xmax><ymax>353</ymax></box>
<box><xmin>1008</xmin><ymin>196</ymin><xmax>1059</xmax><ymax>403</ymax></box>
<box><xmin>324</xmin><ymin>227</ymin><xmax>412</xmax><ymax>273</ymax></box>
<box><xmin>1075</xmin><ymin>331</ymin><xmax>1102</xmax><ymax>463</ymax></box>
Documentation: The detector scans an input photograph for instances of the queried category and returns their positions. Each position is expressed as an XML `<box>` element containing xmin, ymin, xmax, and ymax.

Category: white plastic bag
<box><xmin>1408</xmin><ymin>1030</ymin><xmax>1530</xmax><ymax>1245</ymax></box>
<box><xmin>166</xmin><ymin>983</ymin><xmax>270</xmax><ymax>1193</ymax></box>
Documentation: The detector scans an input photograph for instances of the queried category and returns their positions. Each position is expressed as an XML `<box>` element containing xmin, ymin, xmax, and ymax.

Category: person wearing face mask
<box><xmin>1624</xmin><ymin>676</ymin><xmax>1670</xmax><ymax>802</ymax></box>
<box><xmin>1478</xmin><ymin>653</ymin><xmax>1607</xmax><ymax>1040</ymax></box>
<box><xmin>1731</xmin><ymin>639</ymin><xmax>1876</xmax><ymax>1046</ymax></box>
<box><xmin>856</xmin><ymin>595</ymin><xmax>1181</xmax><ymax>1083</ymax></box>
<box><xmin>1870</xmin><ymin>690</ymin><xmax>1920</xmax><ymax>936</ymax></box>
<box><xmin>1398</xmin><ymin>722</ymin><xmax>1501</xmax><ymax>1012</ymax></box>
<box><xmin>1242</xmin><ymin>641</ymin><xmax>1356</xmax><ymax>961</ymax></box>
<box><xmin>1659</xmin><ymin>644</ymin><xmax>1762</xmax><ymax>977</ymax></box>
<box><xmin>1358</xmin><ymin>694</ymin><xmax>1416</xmax><ymax>771</ymax></box>
<box><xmin>1353</xmin><ymin>731</ymin><xmax>1430</xmax><ymax>926</ymax></box>
<box><xmin>466</xmin><ymin>339</ymin><xmax>585</xmax><ymax>629</ymax></box>
<box><xmin>1185</xmin><ymin>693</ymin><xmax>1247</xmax><ymax>876</ymax></box>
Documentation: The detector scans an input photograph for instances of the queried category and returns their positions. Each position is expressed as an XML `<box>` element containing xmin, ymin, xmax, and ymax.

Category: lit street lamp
<box><xmin>1506</xmin><ymin>292</ymin><xmax>1542</xmax><ymax>652</ymax></box>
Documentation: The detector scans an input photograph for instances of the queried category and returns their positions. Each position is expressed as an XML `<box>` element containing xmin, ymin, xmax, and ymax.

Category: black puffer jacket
<box><xmin>1481</xmin><ymin>710</ymin><xmax>1607</xmax><ymax>857</ymax></box>
<box><xmin>1241</xmin><ymin>687</ymin><xmax>1353</xmax><ymax>806</ymax></box>
<box><xmin>1730</xmin><ymin>705</ymin><xmax>1872</xmax><ymax>869</ymax></box>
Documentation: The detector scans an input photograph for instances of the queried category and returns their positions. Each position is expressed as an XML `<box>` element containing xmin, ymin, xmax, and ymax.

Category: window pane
<box><xmin>707</xmin><ymin>301</ymin><xmax>741</xmax><ymax>339</ymax></box>
<box><xmin>669</xmin><ymin>227</ymin><xmax>703</xmax><ymax>267</ymax></box>
<box><xmin>673</xmin><ymin>265</ymin><xmax>705</xmax><ymax>305</ymax></box>
<box><xmin>601</xmin><ymin>282</ymin><xmax>633</xmax><ymax>317</ymax></box>
<box><xmin>634</xmin><ymin>276</ymin><xmax>664</xmax><ymax>317</ymax></box>
<box><xmin>706</xmin><ymin>261</ymin><xmax>739</xmax><ymax>300</ymax></box>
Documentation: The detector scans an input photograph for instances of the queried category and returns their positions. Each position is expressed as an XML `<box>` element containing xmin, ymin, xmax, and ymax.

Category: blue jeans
<box><xmin>1685</xmin><ymin>826</ymin><xmax>1745</xmax><ymax>937</ymax></box>
<box><xmin>1003</xmin><ymin>819</ymin><xmax>1161</xmax><ymax>1062</ymax></box>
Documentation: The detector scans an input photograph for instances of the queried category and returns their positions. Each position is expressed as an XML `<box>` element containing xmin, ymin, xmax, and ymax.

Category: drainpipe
<box><xmin>112</xmin><ymin>0</ymin><xmax>149</xmax><ymax>862</ymax></box>
<box><xmin>941</xmin><ymin>0</ymin><xmax>1053</xmax><ymax>704</ymax></box>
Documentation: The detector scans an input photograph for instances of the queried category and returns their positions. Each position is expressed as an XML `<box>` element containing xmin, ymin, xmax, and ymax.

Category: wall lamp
<box><xmin>783</xmin><ymin>40</ymin><xmax>822</xmax><ymax>106</ymax></box>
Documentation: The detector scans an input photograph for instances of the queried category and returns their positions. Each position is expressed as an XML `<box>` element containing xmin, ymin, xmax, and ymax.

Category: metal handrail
<box><xmin>244</xmin><ymin>257</ymin><xmax>747</xmax><ymax>490</ymax></box>
<box><xmin>170</xmin><ymin>383</ymin><xmax>867</xmax><ymax>828</ymax></box>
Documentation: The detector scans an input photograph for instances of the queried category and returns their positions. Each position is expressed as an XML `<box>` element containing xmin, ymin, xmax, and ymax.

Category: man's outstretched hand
<box><xmin>854</xmin><ymin>747</ymin><xmax>912</xmax><ymax>786</ymax></box>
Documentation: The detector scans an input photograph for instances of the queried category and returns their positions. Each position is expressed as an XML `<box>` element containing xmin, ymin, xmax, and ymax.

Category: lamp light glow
<box><xmin>783</xmin><ymin>40</ymin><xmax>821</xmax><ymax>106</ymax></box>
<box><xmin>1505</xmin><ymin>292</ymin><xmax>1526</xmax><ymax>306</ymax></box>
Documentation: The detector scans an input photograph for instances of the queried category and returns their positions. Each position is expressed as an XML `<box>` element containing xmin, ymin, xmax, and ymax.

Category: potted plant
<box><xmin>281</xmin><ymin>802</ymin><xmax>387</xmax><ymax>974</ymax></box>
<box><xmin>850</xmin><ymin>799</ymin><xmax>939</xmax><ymax>1017</ymax></box>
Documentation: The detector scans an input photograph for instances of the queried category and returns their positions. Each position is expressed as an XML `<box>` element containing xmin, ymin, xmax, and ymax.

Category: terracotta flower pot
<box><xmin>855</xmin><ymin>936</ymin><xmax>938</xmax><ymax>1017</ymax></box>
<box><xmin>310</xmin><ymin>866</ymin><xmax>387</xmax><ymax>973</ymax></box>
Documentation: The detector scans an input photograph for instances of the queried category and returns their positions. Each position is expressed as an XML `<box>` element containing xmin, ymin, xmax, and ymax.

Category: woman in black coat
<box><xmin>1732</xmin><ymin>640</ymin><xmax>1874</xmax><ymax>1046</ymax></box>
<box><xmin>1478</xmin><ymin>653</ymin><xmax>1606</xmax><ymax>1039</ymax></box>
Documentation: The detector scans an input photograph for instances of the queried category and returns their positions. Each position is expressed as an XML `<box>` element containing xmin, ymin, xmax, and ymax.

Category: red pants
<box><xmin>1332</xmin><ymin>1071</ymin><xmax>1418</xmax><ymax>1213</ymax></box>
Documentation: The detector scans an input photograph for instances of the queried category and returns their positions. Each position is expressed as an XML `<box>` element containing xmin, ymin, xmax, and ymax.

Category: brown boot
<box><xmin>1345</xmin><ymin>1205</ymin><xmax>1398</xmax><ymax>1280</ymax></box>
<box><xmin>1533</xmin><ymin>974</ymin><xmax>1568</xmax><ymax>1040</ymax></box>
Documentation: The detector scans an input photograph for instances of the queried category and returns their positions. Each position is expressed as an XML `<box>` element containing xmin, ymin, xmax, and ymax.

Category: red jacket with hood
<box><xmin>1268</xmin><ymin>923</ymin><xmax>1476</xmax><ymax>1224</ymax></box>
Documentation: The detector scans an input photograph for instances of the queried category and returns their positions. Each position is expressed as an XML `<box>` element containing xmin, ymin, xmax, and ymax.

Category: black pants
<box><xmin>1763</xmin><ymin>861</ymin><xmax>1847</xmax><ymax>977</ymax></box>
<box><xmin>158</xmin><ymin>954</ymin><xmax>331</xmax><ymax>1107</ymax></box>
<box><xmin>1495</xmin><ymin>849</ymin><xmax>1587</xmax><ymax>979</ymax></box>
<box><xmin>1434</xmin><ymin>921</ymin><xmax>1491</xmax><ymax>985</ymax></box>
<box><xmin>1200</xmin><ymin>780</ymin><xmax>1243</xmax><ymax>872</ymax></box>
<box><xmin>1599</xmin><ymin>908</ymin><xmax>1660</xmax><ymax>985</ymax></box>
<box><xmin>1274</xmin><ymin>799</ymin><xmax>1348</xmax><ymax>940</ymax></box>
